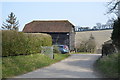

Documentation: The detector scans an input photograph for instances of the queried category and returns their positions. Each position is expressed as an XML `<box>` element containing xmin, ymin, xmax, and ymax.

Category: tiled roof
<box><xmin>23</xmin><ymin>20</ymin><xmax>75</xmax><ymax>33</ymax></box>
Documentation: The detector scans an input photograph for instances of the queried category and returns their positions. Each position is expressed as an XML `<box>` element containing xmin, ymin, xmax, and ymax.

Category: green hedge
<box><xmin>2</xmin><ymin>30</ymin><xmax>52</xmax><ymax>57</ymax></box>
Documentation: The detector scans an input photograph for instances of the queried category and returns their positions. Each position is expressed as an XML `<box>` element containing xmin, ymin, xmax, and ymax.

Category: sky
<box><xmin>1</xmin><ymin>1</ymin><xmax>115</xmax><ymax>31</ymax></box>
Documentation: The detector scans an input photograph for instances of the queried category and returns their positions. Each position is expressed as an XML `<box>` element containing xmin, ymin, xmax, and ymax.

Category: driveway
<box><xmin>15</xmin><ymin>54</ymin><xmax>103</xmax><ymax>78</ymax></box>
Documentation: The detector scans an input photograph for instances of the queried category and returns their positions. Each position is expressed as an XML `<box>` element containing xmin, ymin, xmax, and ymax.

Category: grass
<box><xmin>2</xmin><ymin>53</ymin><xmax>70</xmax><ymax>78</ymax></box>
<box><xmin>95</xmin><ymin>53</ymin><xmax>120</xmax><ymax>78</ymax></box>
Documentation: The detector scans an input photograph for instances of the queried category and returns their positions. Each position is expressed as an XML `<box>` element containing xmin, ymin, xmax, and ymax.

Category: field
<box><xmin>75</xmin><ymin>30</ymin><xmax>113</xmax><ymax>50</ymax></box>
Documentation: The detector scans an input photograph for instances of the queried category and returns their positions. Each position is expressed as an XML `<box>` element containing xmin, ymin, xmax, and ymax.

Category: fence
<box><xmin>41</xmin><ymin>46</ymin><xmax>54</xmax><ymax>59</ymax></box>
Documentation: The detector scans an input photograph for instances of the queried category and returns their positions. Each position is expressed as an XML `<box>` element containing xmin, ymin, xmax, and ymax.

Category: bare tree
<box><xmin>92</xmin><ymin>26</ymin><xmax>97</xmax><ymax>30</ymax></box>
<box><xmin>101</xmin><ymin>24</ymin><xmax>106</xmax><ymax>29</ymax></box>
<box><xmin>106</xmin><ymin>18</ymin><xmax>115</xmax><ymax>28</ymax></box>
<box><xmin>96</xmin><ymin>23</ymin><xmax>102</xmax><ymax>29</ymax></box>
<box><xmin>107</xmin><ymin>0</ymin><xmax>120</xmax><ymax>17</ymax></box>
<box><xmin>107</xmin><ymin>0</ymin><xmax>120</xmax><ymax>52</ymax></box>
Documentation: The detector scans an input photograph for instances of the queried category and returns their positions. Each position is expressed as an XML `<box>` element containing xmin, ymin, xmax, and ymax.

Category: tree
<box><xmin>107</xmin><ymin>0</ymin><xmax>120</xmax><ymax>15</ymax></box>
<box><xmin>107</xmin><ymin>0</ymin><xmax>120</xmax><ymax>52</ymax></box>
<box><xmin>92</xmin><ymin>26</ymin><xmax>97</xmax><ymax>30</ymax></box>
<box><xmin>101</xmin><ymin>24</ymin><xmax>106</xmax><ymax>29</ymax></box>
<box><xmin>77</xmin><ymin>34</ymin><xmax>96</xmax><ymax>53</ymax></box>
<box><xmin>118</xmin><ymin>2</ymin><xmax>120</xmax><ymax>18</ymax></box>
<box><xmin>106</xmin><ymin>18</ymin><xmax>115</xmax><ymax>28</ymax></box>
<box><xmin>96</xmin><ymin>23</ymin><xmax>102</xmax><ymax>29</ymax></box>
<box><xmin>86</xmin><ymin>34</ymin><xmax>96</xmax><ymax>53</ymax></box>
<box><xmin>111</xmin><ymin>17</ymin><xmax>120</xmax><ymax>52</ymax></box>
<box><xmin>2</xmin><ymin>12</ymin><xmax>19</xmax><ymax>31</ymax></box>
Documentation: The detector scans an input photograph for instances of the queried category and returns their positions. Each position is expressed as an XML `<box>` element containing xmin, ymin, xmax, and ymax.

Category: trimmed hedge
<box><xmin>2</xmin><ymin>30</ymin><xmax>52</xmax><ymax>57</ymax></box>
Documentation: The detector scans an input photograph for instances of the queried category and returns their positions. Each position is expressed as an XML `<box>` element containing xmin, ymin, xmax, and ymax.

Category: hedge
<box><xmin>2</xmin><ymin>30</ymin><xmax>52</xmax><ymax>57</ymax></box>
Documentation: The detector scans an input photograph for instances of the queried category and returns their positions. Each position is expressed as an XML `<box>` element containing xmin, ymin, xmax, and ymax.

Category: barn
<box><xmin>22</xmin><ymin>20</ymin><xmax>75</xmax><ymax>51</ymax></box>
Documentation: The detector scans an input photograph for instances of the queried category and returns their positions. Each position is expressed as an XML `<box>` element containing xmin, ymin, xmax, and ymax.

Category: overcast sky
<box><xmin>1</xmin><ymin>1</ymin><xmax>115</xmax><ymax>31</ymax></box>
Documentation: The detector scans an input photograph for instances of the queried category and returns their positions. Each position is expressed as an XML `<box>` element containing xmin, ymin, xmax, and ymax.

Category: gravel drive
<box><xmin>15</xmin><ymin>54</ymin><xmax>103</xmax><ymax>78</ymax></box>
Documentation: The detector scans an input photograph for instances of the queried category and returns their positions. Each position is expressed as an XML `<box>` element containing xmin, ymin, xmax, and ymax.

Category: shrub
<box><xmin>95</xmin><ymin>53</ymin><xmax>119</xmax><ymax>78</ymax></box>
<box><xmin>77</xmin><ymin>41</ymin><xmax>87</xmax><ymax>52</ymax></box>
<box><xmin>77</xmin><ymin>34</ymin><xmax>96</xmax><ymax>53</ymax></box>
<box><xmin>53</xmin><ymin>46</ymin><xmax>61</xmax><ymax>54</ymax></box>
<box><xmin>2</xmin><ymin>30</ymin><xmax>52</xmax><ymax>57</ymax></box>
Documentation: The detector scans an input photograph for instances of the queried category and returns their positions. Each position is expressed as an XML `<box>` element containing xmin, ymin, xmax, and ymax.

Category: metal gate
<box><xmin>41</xmin><ymin>46</ymin><xmax>54</xmax><ymax>59</ymax></box>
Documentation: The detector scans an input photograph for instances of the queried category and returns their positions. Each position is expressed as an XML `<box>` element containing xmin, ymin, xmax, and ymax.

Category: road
<box><xmin>15</xmin><ymin>54</ymin><xmax>103</xmax><ymax>78</ymax></box>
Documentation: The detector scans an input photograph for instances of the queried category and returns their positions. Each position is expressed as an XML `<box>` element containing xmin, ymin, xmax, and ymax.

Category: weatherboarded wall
<box><xmin>75</xmin><ymin>30</ymin><xmax>113</xmax><ymax>50</ymax></box>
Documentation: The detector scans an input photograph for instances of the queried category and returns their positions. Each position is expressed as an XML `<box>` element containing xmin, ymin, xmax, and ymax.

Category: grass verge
<box><xmin>2</xmin><ymin>53</ymin><xmax>70</xmax><ymax>78</ymax></box>
<box><xmin>95</xmin><ymin>53</ymin><xmax>120</xmax><ymax>78</ymax></box>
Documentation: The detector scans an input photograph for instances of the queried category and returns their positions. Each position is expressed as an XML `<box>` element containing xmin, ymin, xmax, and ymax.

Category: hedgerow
<box><xmin>2</xmin><ymin>30</ymin><xmax>52</xmax><ymax>57</ymax></box>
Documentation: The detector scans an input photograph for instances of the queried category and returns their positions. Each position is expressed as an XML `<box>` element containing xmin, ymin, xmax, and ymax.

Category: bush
<box><xmin>77</xmin><ymin>41</ymin><xmax>87</xmax><ymax>52</ymax></box>
<box><xmin>53</xmin><ymin>46</ymin><xmax>61</xmax><ymax>54</ymax></box>
<box><xmin>2</xmin><ymin>30</ymin><xmax>52</xmax><ymax>57</ymax></box>
<box><xmin>95</xmin><ymin>53</ymin><xmax>119</xmax><ymax>78</ymax></box>
<box><xmin>77</xmin><ymin>34</ymin><xmax>96</xmax><ymax>53</ymax></box>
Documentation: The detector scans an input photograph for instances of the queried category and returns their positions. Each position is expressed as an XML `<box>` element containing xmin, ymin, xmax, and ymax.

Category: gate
<box><xmin>41</xmin><ymin>46</ymin><xmax>54</xmax><ymax>59</ymax></box>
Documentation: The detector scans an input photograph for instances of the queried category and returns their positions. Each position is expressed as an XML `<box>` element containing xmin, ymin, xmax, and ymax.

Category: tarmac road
<box><xmin>14</xmin><ymin>54</ymin><xmax>103</xmax><ymax>78</ymax></box>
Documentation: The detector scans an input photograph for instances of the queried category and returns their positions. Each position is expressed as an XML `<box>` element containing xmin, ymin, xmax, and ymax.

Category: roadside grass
<box><xmin>95</xmin><ymin>53</ymin><xmax>119</xmax><ymax>78</ymax></box>
<box><xmin>2</xmin><ymin>53</ymin><xmax>70</xmax><ymax>78</ymax></box>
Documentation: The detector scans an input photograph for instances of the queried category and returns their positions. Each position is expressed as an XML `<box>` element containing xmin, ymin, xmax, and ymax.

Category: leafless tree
<box><xmin>107</xmin><ymin>0</ymin><xmax>120</xmax><ymax>17</ymax></box>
